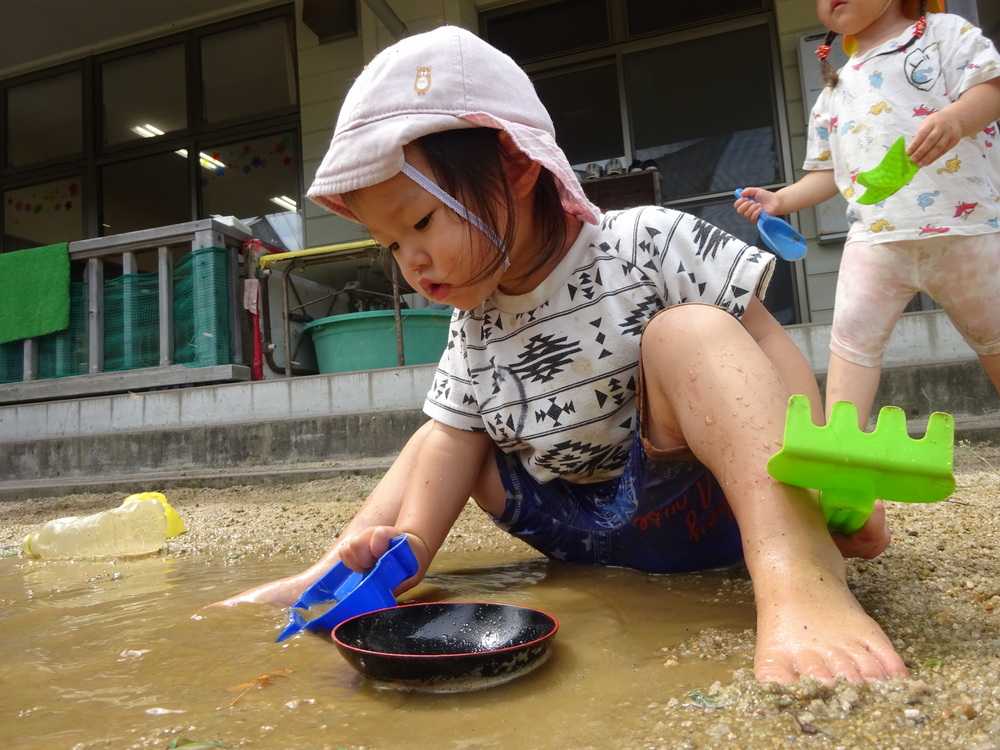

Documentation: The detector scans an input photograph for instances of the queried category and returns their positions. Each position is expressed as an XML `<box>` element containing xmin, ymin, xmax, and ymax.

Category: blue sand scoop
<box><xmin>276</xmin><ymin>535</ymin><xmax>418</xmax><ymax>642</ymax></box>
<box><xmin>734</xmin><ymin>189</ymin><xmax>808</xmax><ymax>261</ymax></box>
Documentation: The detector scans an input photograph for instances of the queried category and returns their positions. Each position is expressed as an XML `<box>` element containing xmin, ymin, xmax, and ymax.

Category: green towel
<box><xmin>0</xmin><ymin>242</ymin><xmax>71</xmax><ymax>344</ymax></box>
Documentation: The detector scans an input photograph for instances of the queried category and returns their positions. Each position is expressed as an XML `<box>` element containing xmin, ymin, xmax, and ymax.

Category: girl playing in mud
<box><xmin>220</xmin><ymin>25</ymin><xmax>906</xmax><ymax>685</ymax></box>
<box><xmin>736</xmin><ymin>0</ymin><xmax>1000</xmax><ymax>427</ymax></box>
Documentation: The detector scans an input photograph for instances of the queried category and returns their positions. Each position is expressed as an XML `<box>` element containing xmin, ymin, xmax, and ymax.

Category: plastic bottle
<box><xmin>23</xmin><ymin>492</ymin><xmax>185</xmax><ymax>560</ymax></box>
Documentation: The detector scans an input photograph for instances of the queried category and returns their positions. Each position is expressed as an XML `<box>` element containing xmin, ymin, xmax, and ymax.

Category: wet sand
<box><xmin>2</xmin><ymin>440</ymin><xmax>999</xmax><ymax>749</ymax></box>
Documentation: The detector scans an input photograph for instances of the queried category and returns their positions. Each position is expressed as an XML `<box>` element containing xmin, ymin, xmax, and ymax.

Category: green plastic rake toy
<box><xmin>767</xmin><ymin>395</ymin><xmax>956</xmax><ymax>534</ymax></box>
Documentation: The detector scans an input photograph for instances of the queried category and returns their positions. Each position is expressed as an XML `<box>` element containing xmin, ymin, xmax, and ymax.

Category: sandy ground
<box><xmin>2</xmin><ymin>441</ymin><xmax>999</xmax><ymax>749</ymax></box>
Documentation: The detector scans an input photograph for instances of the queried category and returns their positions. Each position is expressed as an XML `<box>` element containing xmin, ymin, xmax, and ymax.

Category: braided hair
<box><xmin>816</xmin><ymin>0</ymin><xmax>930</xmax><ymax>87</ymax></box>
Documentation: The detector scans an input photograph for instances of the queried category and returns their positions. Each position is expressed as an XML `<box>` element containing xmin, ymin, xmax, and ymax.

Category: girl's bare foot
<box><xmin>752</xmin><ymin>560</ymin><xmax>907</xmax><ymax>684</ymax></box>
<box><xmin>833</xmin><ymin>500</ymin><xmax>892</xmax><ymax>559</ymax></box>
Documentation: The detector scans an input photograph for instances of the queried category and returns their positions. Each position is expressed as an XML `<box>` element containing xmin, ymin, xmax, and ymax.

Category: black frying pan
<box><xmin>332</xmin><ymin>601</ymin><xmax>559</xmax><ymax>692</ymax></box>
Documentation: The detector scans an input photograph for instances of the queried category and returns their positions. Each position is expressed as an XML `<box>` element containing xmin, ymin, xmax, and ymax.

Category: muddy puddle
<box><xmin>0</xmin><ymin>550</ymin><xmax>755</xmax><ymax>749</ymax></box>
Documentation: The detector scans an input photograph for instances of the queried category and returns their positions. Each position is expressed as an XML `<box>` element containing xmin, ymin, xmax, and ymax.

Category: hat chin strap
<box><xmin>401</xmin><ymin>162</ymin><xmax>510</xmax><ymax>268</ymax></box>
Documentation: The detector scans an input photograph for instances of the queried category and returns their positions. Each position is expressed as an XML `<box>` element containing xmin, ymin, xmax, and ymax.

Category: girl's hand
<box><xmin>734</xmin><ymin>187</ymin><xmax>783</xmax><ymax>222</ymax></box>
<box><xmin>907</xmin><ymin>110</ymin><xmax>964</xmax><ymax>167</ymax></box>
<box><xmin>340</xmin><ymin>525</ymin><xmax>407</xmax><ymax>572</ymax></box>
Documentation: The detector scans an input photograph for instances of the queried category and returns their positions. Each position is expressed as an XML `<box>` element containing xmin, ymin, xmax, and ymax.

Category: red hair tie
<box><xmin>816</xmin><ymin>44</ymin><xmax>831</xmax><ymax>60</ymax></box>
<box><xmin>914</xmin><ymin>16</ymin><xmax>927</xmax><ymax>38</ymax></box>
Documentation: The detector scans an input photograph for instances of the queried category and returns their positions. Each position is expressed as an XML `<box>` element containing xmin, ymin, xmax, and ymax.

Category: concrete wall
<box><xmin>3</xmin><ymin>311</ymin><xmax>999</xmax><ymax>495</ymax></box>
<box><xmin>1</xmin><ymin>364</ymin><xmax>436</xmax><ymax>442</ymax></box>
<box><xmin>2</xmin><ymin>310</ymin><xmax>992</xmax><ymax>446</ymax></box>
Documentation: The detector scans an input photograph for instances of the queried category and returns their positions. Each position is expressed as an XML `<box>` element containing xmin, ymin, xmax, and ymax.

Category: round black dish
<box><xmin>332</xmin><ymin>601</ymin><xmax>559</xmax><ymax>692</ymax></box>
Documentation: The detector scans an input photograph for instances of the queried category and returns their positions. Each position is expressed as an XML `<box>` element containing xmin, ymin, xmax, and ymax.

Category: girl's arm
<box><xmin>908</xmin><ymin>78</ymin><xmax>1000</xmax><ymax>167</ymax></box>
<box><xmin>735</xmin><ymin>170</ymin><xmax>839</xmax><ymax>222</ymax></box>
<box><xmin>740</xmin><ymin>297</ymin><xmax>824</xmax><ymax>424</ymax></box>
<box><xmin>339</xmin><ymin>421</ymin><xmax>495</xmax><ymax>584</ymax></box>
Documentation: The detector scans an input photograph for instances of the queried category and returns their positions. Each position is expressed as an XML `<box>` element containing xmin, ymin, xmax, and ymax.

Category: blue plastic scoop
<box><xmin>276</xmin><ymin>535</ymin><xmax>419</xmax><ymax>642</ymax></box>
<box><xmin>734</xmin><ymin>189</ymin><xmax>808</xmax><ymax>261</ymax></box>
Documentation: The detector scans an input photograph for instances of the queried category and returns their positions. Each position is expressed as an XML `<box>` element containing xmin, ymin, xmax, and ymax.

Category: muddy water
<box><xmin>0</xmin><ymin>551</ymin><xmax>755</xmax><ymax>749</ymax></box>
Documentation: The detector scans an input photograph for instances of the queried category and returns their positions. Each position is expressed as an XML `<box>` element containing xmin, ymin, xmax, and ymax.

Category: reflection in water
<box><xmin>0</xmin><ymin>550</ymin><xmax>754</xmax><ymax>749</ymax></box>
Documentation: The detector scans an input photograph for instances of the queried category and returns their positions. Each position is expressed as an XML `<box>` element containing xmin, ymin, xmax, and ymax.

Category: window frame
<box><xmin>1</xmin><ymin>4</ymin><xmax>301</xmax><ymax>250</ymax></box>
<box><xmin>516</xmin><ymin>9</ymin><xmax>792</xmax><ymax>210</ymax></box>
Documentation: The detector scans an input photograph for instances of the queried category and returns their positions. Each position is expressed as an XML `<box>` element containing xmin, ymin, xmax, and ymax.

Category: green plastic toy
<box><xmin>767</xmin><ymin>395</ymin><xmax>955</xmax><ymax>534</ymax></box>
<box><xmin>855</xmin><ymin>135</ymin><xmax>921</xmax><ymax>205</ymax></box>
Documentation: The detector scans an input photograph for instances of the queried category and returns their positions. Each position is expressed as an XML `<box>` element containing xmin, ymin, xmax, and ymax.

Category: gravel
<box><xmin>2</xmin><ymin>440</ymin><xmax>998</xmax><ymax>749</ymax></box>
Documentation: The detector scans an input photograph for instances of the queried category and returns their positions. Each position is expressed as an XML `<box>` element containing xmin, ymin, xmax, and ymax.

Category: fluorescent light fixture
<box><xmin>270</xmin><ymin>195</ymin><xmax>298</xmax><ymax>212</ymax></box>
<box><xmin>131</xmin><ymin>123</ymin><xmax>165</xmax><ymax>138</ymax></box>
<box><xmin>198</xmin><ymin>153</ymin><xmax>226</xmax><ymax>170</ymax></box>
<box><xmin>132</xmin><ymin>124</ymin><xmax>226</xmax><ymax>172</ymax></box>
<box><xmin>174</xmin><ymin>148</ymin><xmax>227</xmax><ymax>172</ymax></box>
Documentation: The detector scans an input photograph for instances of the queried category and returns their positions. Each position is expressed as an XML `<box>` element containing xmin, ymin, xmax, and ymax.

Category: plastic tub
<box><xmin>304</xmin><ymin>309</ymin><xmax>452</xmax><ymax>374</ymax></box>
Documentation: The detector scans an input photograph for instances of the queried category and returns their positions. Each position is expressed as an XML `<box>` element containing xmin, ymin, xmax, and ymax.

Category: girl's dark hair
<box><xmin>408</xmin><ymin>127</ymin><xmax>567</xmax><ymax>287</ymax></box>
<box><xmin>819</xmin><ymin>0</ymin><xmax>928</xmax><ymax>87</ymax></box>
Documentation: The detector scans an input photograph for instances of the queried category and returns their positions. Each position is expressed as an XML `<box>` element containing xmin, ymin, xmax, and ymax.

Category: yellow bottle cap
<box><xmin>23</xmin><ymin>532</ymin><xmax>39</xmax><ymax>556</ymax></box>
<box><xmin>122</xmin><ymin>492</ymin><xmax>186</xmax><ymax>538</ymax></box>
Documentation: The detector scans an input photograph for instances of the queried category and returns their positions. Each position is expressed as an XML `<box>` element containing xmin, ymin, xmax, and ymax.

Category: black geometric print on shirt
<box><xmin>508</xmin><ymin>332</ymin><xmax>583</xmax><ymax>385</ymax></box>
<box><xmin>430</xmin><ymin>374</ymin><xmax>452</xmax><ymax>403</ymax></box>
<box><xmin>588</xmin><ymin>317</ymin><xmax>613</xmax><ymax>359</ymax></box>
<box><xmin>677</xmin><ymin>260</ymin><xmax>696</xmax><ymax>284</ymax></box>
<box><xmin>532</xmin><ymin>438</ymin><xmax>631</xmax><ymax>479</ymax></box>
<box><xmin>534</xmin><ymin>396</ymin><xmax>576</xmax><ymax>427</ymax></box>
<box><xmin>569</xmin><ymin>266</ymin><xmax>605</xmax><ymax>303</ymax></box>
<box><xmin>691</xmin><ymin>218</ymin><xmax>735</xmax><ymax>260</ymax></box>
<box><xmin>481</xmin><ymin>310</ymin><xmax>501</xmax><ymax>341</ymax></box>
<box><xmin>473</xmin><ymin>358</ymin><xmax>530</xmax><ymax>439</ymax></box>
<box><xmin>490</xmin><ymin>409</ymin><xmax>520</xmax><ymax>443</ymax></box>
<box><xmin>594</xmin><ymin>373</ymin><xmax>633</xmax><ymax>410</ymax></box>
<box><xmin>619</xmin><ymin>293</ymin><xmax>663</xmax><ymax>337</ymax></box>
<box><xmin>642</xmin><ymin>226</ymin><xmax>663</xmax><ymax>261</ymax></box>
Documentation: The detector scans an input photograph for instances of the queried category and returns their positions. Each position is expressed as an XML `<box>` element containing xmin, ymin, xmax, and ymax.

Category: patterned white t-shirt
<box><xmin>804</xmin><ymin>13</ymin><xmax>1000</xmax><ymax>244</ymax></box>
<box><xmin>422</xmin><ymin>206</ymin><xmax>775</xmax><ymax>485</ymax></box>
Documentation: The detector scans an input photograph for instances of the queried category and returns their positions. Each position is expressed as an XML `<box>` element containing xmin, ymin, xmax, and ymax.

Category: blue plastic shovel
<box><xmin>276</xmin><ymin>534</ymin><xmax>419</xmax><ymax>642</ymax></box>
<box><xmin>734</xmin><ymin>189</ymin><xmax>808</xmax><ymax>261</ymax></box>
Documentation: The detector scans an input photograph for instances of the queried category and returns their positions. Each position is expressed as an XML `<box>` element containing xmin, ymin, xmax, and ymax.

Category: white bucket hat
<box><xmin>307</xmin><ymin>25</ymin><xmax>600</xmax><ymax>226</ymax></box>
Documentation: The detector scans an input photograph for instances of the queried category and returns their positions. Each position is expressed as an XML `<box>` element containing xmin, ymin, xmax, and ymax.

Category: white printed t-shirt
<box><xmin>804</xmin><ymin>13</ymin><xmax>1000</xmax><ymax>244</ymax></box>
<box><xmin>422</xmin><ymin>206</ymin><xmax>775</xmax><ymax>486</ymax></box>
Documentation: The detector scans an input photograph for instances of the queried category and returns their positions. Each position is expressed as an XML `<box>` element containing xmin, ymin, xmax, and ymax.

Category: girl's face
<box><xmin>349</xmin><ymin>147</ymin><xmax>507</xmax><ymax>311</ymax></box>
<box><xmin>817</xmin><ymin>0</ymin><xmax>903</xmax><ymax>37</ymax></box>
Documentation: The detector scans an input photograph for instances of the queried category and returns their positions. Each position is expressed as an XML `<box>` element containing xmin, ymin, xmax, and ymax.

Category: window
<box><xmin>200</xmin><ymin>17</ymin><xmax>297</xmax><ymax>125</ymax></box>
<box><xmin>623</xmin><ymin>24</ymin><xmax>780</xmax><ymax>201</ymax></box>
<box><xmin>101</xmin><ymin>153</ymin><xmax>189</xmax><ymax>236</ymax></box>
<box><xmin>1</xmin><ymin>6</ymin><xmax>300</xmax><ymax>251</ymax></box>
<box><xmin>201</xmin><ymin>132</ymin><xmax>299</xmax><ymax>218</ymax></box>
<box><xmin>3</xmin><ymin>177</ymin><xmax>83</xmax><ymax>250</ymax></box>
<box><xmin>483</xmin><ymin>0</ymin><xmax>611</xmax><ymax>63</ymax></box>
<box><xmin>486</xmin><ymin>0</ymin><xmax>799</xmax><ymax>323</ymax></box>
<box><xmin>5</xmin><ymin>69</ymin><xmax>82</xmax><ymax>169</ymax></box>
<box><xmin>101</xmin><ymin>43</ymin><xmax>187</xmax><ymax>147</ymax></box>
<box><xmin>533</xmin><ymin>61</ymin><xmax>624</xmax><ymax>170</ymax></box>
<box><xmin>624</xmin><ymin>0</ymin><xmax>765</xmax><ymax>36</ymax></box>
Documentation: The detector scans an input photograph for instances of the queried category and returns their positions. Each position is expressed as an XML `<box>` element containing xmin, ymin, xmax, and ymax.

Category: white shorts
<box><xmin>830</xmin><ymin>232</ymin><xmax>1000</xmax><ymax>368</ymax></box>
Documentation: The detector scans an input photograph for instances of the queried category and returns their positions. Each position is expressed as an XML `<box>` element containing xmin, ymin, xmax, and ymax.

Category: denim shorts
<box><xmin>490</xmin><ymin>426</ymin><xmax>744</xmax><ymax>574</ymax></box>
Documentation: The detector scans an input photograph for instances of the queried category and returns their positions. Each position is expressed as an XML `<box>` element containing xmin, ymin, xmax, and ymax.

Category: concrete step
<box><xmin>1</xmin><ymin>357</ymin><xmax>998</xmax><ymax>500</ymax></box>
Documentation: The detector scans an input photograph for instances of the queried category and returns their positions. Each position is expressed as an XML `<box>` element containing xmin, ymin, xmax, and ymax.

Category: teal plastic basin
<box><xmin>304</xmin><ymin>309</ymin><xmax>451</xmax><ymax>374</ymax></box>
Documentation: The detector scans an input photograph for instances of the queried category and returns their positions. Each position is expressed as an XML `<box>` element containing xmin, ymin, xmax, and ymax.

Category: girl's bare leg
<box><xmin>213</xmin><ymin>420</ymin><xmax>503</xmax><ymax>607</ymax></box>
<box><xmin>641</xmin><ymin>305</ymin><xmax>907</xmax><ymax>684</ymax></box>
<box><xmin>825</xmin><ymin>352</ymin><xmax>883</xmax><ymax>429</ymax></box>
